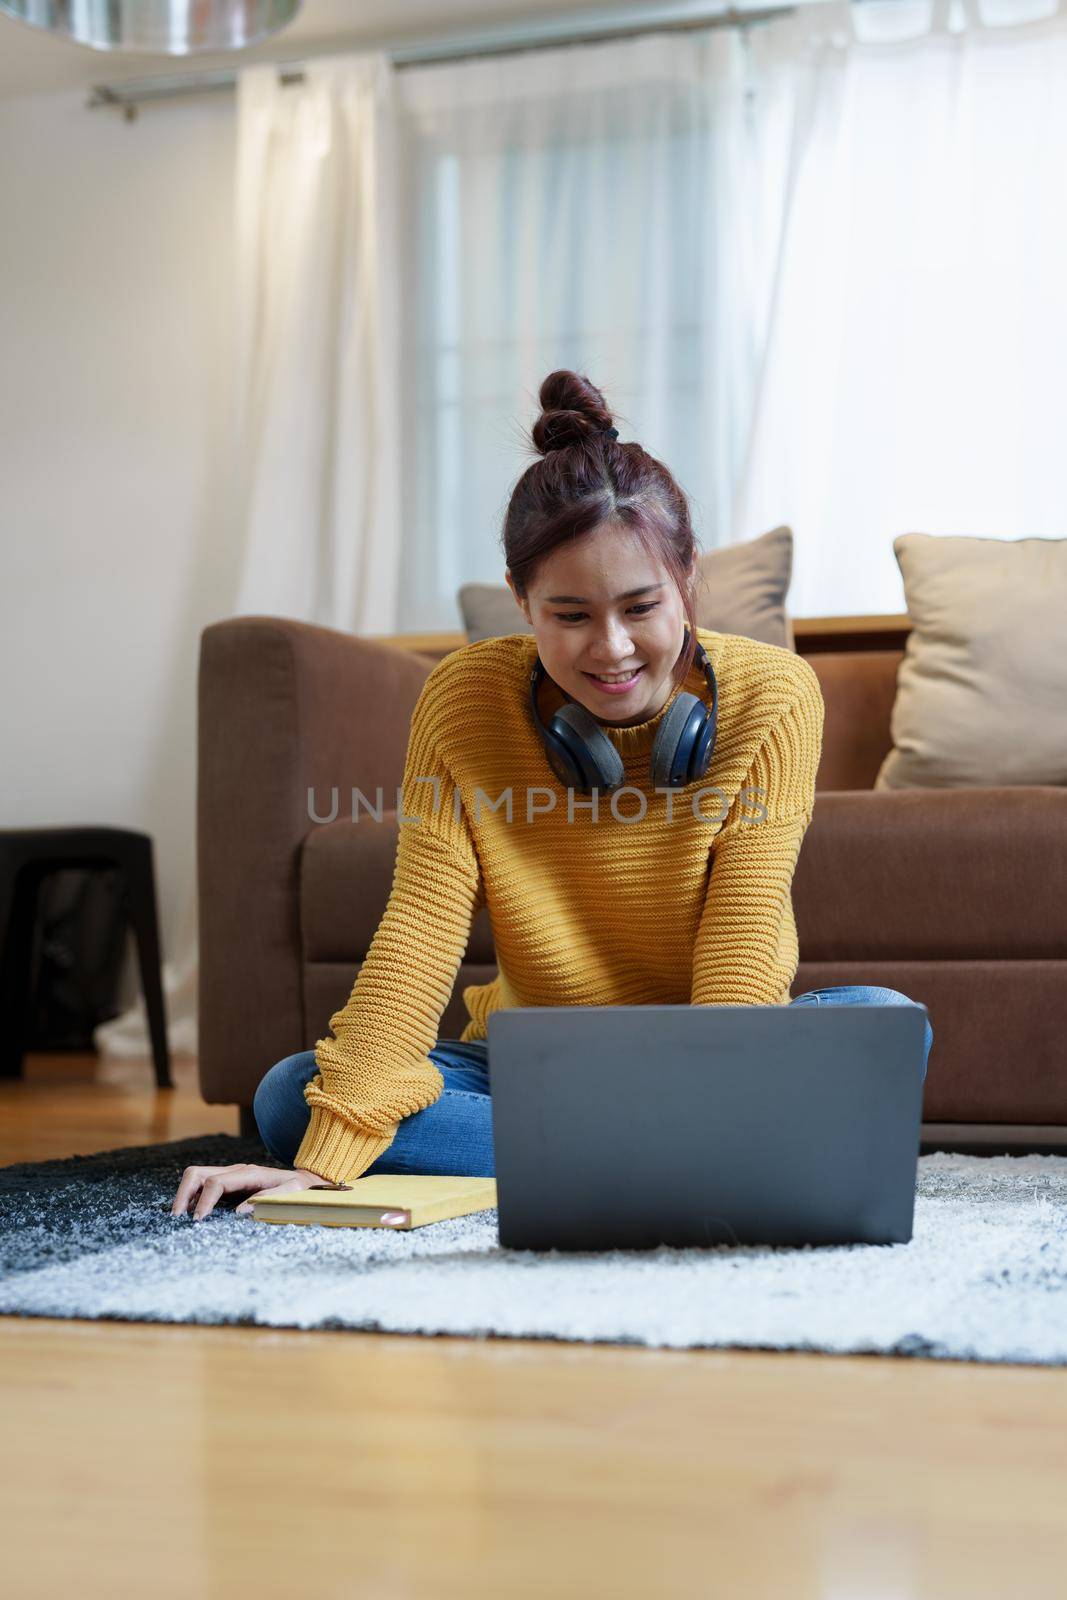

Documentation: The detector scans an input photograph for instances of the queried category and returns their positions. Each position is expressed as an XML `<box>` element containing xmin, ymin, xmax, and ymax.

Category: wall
<box><xmin>0</xmin><ymin>87</ymin><xmax>241</xmax><ymax>1035</ymax></box>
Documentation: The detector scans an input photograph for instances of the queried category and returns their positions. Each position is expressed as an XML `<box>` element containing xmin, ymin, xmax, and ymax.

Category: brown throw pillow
<box><xmin>458</xmin><ymin>526</ymin><xmax>794</xmax><ymax>650</ymax></box>
<box><xmin>876</xmin><ymin>532</ymin><xmax>1067</xmax><ymax>790</ymax></box>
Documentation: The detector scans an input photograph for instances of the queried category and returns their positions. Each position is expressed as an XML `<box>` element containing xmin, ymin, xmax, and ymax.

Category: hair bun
<box><xmin>532</xmin><ymin>369</ymin><xmax>615</xmax><ymax>456</ymax></box>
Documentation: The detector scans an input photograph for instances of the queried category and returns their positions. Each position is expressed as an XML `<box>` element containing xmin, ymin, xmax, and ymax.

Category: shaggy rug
<box><xmin>1</xmin><ymin>1133</ymin><xmax>1065</xmax><ymax>1366</ymax></box>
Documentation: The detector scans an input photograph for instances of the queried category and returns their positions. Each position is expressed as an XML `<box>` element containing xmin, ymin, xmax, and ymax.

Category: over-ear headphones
<box><xmin>529</xmin><ymin>627</ymin><xmax>718</xmax><ymax>795</ymax></box>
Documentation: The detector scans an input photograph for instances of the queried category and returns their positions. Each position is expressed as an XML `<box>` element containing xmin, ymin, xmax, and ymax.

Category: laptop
<box><xmin>486</xmin><ymin>1003</ymin><xmax>929</xmax><ymax>1251</ymax></box>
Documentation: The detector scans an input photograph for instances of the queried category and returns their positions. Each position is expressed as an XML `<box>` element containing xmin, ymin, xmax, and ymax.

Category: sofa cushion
<box><xmin>793</xmin><ymin>787</ymin><xmax>1067</xmax><ymax>960</ymax></box>
<box><xmin>301</xmin><ymin>814</ymin><xmax>496</xmax><ymax>964</ymax></box>
<box><xmin>459</xmin><ymin>525</ymin><xmax>795</xmax><ymax>651</ymax></box>
<box><xmin>807</xmin><ymin>650</ymin><xmax>900</xmax><ymax>791</ymax></box>
<box><xmin>692</xmin><ymin>525</ymin><xmax>794</xmax><ymax>650</ymax></box>
<box><xmin>877</xmin><ymin>532</ymin><xmax>1067</xmax><ymax>790</ymax></box>
<box><xmin>794</xmin><ymin>958</ymin><xmax>1067</xmax><ymax>1124</ymax></box>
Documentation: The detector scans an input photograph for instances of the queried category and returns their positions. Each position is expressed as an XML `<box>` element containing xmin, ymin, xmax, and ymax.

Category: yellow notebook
<box><xmin>251</xmin><ymin>1175</ymin><xmax>497</xmax><ymax>1230</ymax></box>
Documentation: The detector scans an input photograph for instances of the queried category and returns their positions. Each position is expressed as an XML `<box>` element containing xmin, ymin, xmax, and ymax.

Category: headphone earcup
<box><xmin>550</xmin><ymin>702</ymin><xmax>627</xmax><ymax>794</ymax></box>
<box><xmin>537</xmin><ymin>725</ymin><xmax>585</xmax><ymax>791</ymax></box>
<box><xmin>650</xmin><ymin>691</ymin><xmax>716</xmax><ymax>789</ymax></box>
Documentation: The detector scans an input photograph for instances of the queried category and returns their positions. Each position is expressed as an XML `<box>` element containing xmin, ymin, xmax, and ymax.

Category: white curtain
<box><xmin>736</xmin><ymin>0</ymin><xmax>1067</xmax><ymax>615</ymax></box>
<box><xmin>393</xmin><ymin>23</ymin><xmax>815</xmax><ymax>630</ymax></box>
<box><xmin>229</xmin><ymin>54</ymin><xmax>405</xmax><ymax>630</ymax></box>
<box><xmin>94</xmin><ymin>52</ymin><xmax>404</xmax><ymax>1062</ymax></box>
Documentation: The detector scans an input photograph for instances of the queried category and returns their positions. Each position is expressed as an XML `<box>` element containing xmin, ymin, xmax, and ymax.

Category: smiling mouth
<box><xmin>583</xmin><ymin>665</ymin><xmax>646</xmax><ymax>687</ymax></box>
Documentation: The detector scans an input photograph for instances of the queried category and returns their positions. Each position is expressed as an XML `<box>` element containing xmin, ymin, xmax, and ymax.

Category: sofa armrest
<box><xmin>197</xmin><ymin>615</ymin><xmax>436</xmax><ymax>1108</ymax></box>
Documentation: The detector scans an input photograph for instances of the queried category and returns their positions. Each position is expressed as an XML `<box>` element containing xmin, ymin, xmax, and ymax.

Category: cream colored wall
<box><xmin>0</xmin><ymin>88</ymin><xmax>239</xmax><ymax>974</ymax></box>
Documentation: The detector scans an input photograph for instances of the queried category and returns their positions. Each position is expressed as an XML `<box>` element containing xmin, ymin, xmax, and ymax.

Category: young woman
<box><xmin>171</xmin><ymin>370</ymin><xmax>932</xmax><ymax>1222</ymax></box>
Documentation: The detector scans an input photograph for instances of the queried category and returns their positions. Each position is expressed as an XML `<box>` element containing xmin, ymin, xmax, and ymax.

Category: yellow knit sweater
<box><xmin>294</xmin><ymin>627</ymin><xmax>825</xmax><ymax>1185</ymax></box>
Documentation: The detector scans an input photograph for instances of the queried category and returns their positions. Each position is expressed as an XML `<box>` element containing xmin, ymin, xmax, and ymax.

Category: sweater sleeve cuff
<box><xmin>293</xmin><ymin>1106</ymin><xmax>399</xmax><ymax>1186</ymax></box>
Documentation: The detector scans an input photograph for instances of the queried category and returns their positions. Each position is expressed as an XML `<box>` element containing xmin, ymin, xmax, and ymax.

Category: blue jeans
<box><xmin>253</xmin><ymin>987</ymin><xmax>933</xmax><ymax>1179</ymax></box>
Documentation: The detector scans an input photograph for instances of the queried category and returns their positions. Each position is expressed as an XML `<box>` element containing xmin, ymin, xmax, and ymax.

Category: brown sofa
<box><xmin>198</xmin><ymin>615</ymin><xmax>1067</xmax><ymax>1154</ymax></box>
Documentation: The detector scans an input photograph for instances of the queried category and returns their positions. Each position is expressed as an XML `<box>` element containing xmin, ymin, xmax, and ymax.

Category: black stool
<box><xmin>0</xmin><ymin>827</ymin><xmax>172</xmax><ymax>1088</ymax></box>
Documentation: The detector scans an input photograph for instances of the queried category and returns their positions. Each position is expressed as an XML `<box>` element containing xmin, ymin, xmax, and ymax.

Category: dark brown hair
<box><xmin>502</xmin><ymin>370</ymin><xmax>700</xmax><ymax>687</ymax></box>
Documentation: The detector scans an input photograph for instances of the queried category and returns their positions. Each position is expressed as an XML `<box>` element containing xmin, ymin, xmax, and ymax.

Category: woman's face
<box><xmin>506</xmin><ymin>523</ymin><xmax>694</xmax><ymax>727</ymax></box>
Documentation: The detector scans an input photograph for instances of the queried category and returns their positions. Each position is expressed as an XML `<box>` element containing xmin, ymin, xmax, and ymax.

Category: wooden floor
<box><xmin>2</xmin><ymin>1052</ymin><xmax>1066</xmax><ymax>1600</ymax></box>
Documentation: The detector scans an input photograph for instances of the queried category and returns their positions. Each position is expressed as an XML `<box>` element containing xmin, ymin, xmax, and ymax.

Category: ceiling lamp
<box><xmin>0</xmin><ymin>1</ymin><xmax>303</xmax><ymax>54</ymax></box>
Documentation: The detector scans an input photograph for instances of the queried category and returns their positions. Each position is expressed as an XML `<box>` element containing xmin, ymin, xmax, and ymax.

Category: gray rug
<box><xmin>1</xmin><ymin>1134</ymin><xmax>1065</xmax><ymax>1366</ymax></box>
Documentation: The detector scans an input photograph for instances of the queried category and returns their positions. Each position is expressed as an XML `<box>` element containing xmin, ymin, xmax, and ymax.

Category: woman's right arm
<box><xmin>294</xmin><ymin>693</ymin><xmax>483</xmax><ymax>1186</ymax></box>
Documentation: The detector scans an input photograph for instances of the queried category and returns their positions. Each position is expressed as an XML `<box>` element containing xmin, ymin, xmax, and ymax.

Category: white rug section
<box><xmin>3</xmin><ymin>1154</ymin><xmax>1066</xmax><ymax>1365</ymax></box>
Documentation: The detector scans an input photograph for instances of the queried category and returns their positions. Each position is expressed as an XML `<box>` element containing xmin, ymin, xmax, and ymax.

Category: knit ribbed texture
<box><xmin>294</xmin><ymin>628</ymin><xmax>824</xmax><ymax>1185</ymax></box>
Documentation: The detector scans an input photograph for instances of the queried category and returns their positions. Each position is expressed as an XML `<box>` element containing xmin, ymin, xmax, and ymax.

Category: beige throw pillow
<box><xmin>458</xmin><ymin>526</ymin><xmax>795</xmax><ymax>651</ymax></box>
<box><xmin>876</xmin><ymin>532</ymin><xmax>1067</xmax><ymax>790</ymax></box>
